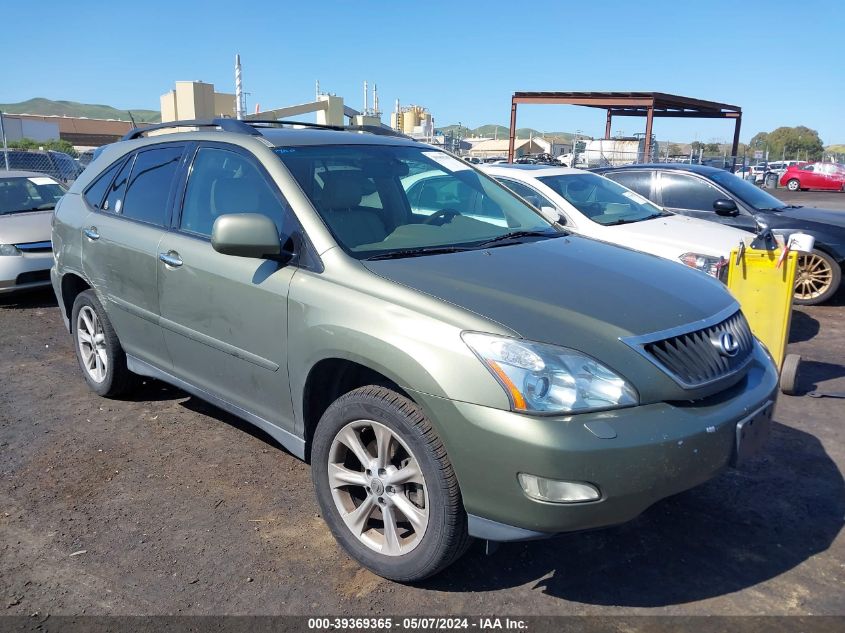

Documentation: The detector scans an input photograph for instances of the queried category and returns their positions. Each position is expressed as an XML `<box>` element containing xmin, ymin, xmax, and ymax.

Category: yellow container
<box><xmin>726</xmin><ymin>246</ymin><xmax>798</xmax><ymax>370</ymax></box>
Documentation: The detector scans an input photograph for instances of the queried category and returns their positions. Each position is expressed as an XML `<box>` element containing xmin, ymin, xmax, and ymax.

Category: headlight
<box><xmin>679</xmin><ymin>252</ymin><xmax>725</xmax><ymax>278</ymax></box>
<box><xmin>462</xmin><ymin>332</ymin><xmax>638</xmax><ymax>414</ymax></box>
<box><xmin>0</xmin><ymin>244</ymin><xmax>22</xmax><ymax>256</ymax></box>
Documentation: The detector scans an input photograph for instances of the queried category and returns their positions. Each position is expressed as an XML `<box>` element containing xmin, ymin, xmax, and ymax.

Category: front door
<box><xmin>157</xmin><ymin>144</ymin><xmax>298</xmax><ymax>431</ymax></box>
<box><xmin>658</xmin><ymin>171</ymin><xmax>757</xmax><ymax>231</ymax></box>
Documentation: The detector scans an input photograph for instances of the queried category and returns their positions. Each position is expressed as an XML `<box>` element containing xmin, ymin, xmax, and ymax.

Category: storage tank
<box><xmin>583</xmin><ymin>138</ymin><xmax>658</xmax><ymax>167</ymax></box>
<box><xmin>402</xmin><ymin>107</ymin><xmax>420</xmax><ymax>135</ymax></box>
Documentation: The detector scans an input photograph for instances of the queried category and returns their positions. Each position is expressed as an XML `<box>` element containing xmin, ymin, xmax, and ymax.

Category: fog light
<box><xmin>518</xmin><ymin>473</ymin><xmax>600</xmax><ymax>503</ymax></box>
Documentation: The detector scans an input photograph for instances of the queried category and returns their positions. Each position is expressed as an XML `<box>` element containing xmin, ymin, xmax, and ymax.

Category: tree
<box><xmin>704</xmin><ymin>142</ymin><xmax>721</xmax><ymax>154</ymax></box>
<box><xmin>747</xmin><ymin>126</ymin><xmax>824</xmax><ymax>161</ymax></box>
<box><xmin>668</xmin><ymin>143</ymin><xmax>684</xmax><ymax>156</ymax></box>
<box><xmin>6</xmin><ymin>137</ymin><xmax>78</xmax><ymax>157</ymax></box>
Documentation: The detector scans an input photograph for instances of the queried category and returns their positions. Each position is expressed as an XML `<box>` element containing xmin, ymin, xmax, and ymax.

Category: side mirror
<box><xmin>540</xmin><ymin>206</ymin><xmax>563</xmax><ymax>224</ymax></box>
<box><xmin>211</xmin><ymin>213</ymin><xmax>281</xmax><ymax>259</ymax></box>
<box><xmin>713</xmin><ymin>198</ymin><xmax>739</xmax><ymax>217</ymax></box>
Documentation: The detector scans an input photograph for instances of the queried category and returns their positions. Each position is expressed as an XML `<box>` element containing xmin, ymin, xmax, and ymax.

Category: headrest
<box><xmin>319</xmin><ymin>170</ymin><xmax>367</xmax><ymax>210</ymax></box>
<box><xmin>1</xmin><ymin>184</ymin><xmax>30</xmax><ymax>209</ymax></box>
<box><xmin>212</xmin><ymin>176</ymin><xmax>260</xmax><ymax>215</ymax></box>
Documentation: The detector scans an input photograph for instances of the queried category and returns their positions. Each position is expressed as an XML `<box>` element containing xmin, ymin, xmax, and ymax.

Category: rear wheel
<box><xmin>71</xmin><ymin>290</ymin><xmax>135</xmax><ymax>397</ymax></box>
<box><xmin>793</xmin><ymin>250</ymin><xmax>841</xmax><ymax>305</ymax></box>
<box><xmin>311</xmin><ymin>386</ymin><xmax>471</xmax><ymax>582</ymax></box>
<box><xmin>786</xmin><ymin>179</ymin><xmax>801</xmax><ymax>192</ymax></box>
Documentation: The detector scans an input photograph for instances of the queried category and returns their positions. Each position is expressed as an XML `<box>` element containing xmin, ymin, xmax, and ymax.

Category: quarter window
<box><xmin>84</xmin><ymin>159</ymin><xmax>125</xmax><ymax>209</ymax></box>
<box><xmin>180</xmin><ymin>147</ymin><xmax>291</xmax><ymax>237</ymax></box>
<box><xmin>660</xmin><ymin>173</ymin><xmax>723</xmax><ymax>212</ymax></box>
<box><xmin>120</xmin><ymin>147</ymin><xmax>183</xmax><ymax>226</ymax></box>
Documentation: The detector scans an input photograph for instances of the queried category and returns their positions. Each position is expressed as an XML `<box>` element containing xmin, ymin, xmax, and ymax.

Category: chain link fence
<box><xmin>1</xmin><ymin>148</ymin><xmax>83</xmax><ymax>185</ymax></box>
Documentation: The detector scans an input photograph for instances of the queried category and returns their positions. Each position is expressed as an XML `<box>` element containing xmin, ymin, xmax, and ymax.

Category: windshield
<box><xmin>709</xmin><ymin>170</ymin><xmax>786</xmax><ymax>211</ymax></box>
<box><xmin>275</xmin><ymin>145</ymin><xmax>558</xmax><ymax>259</ymax></box>
<box><xmin>538</xmin><ymin>173</ymin><xmax>666</xmax><ymax>225</ymax></box>
<box><xmin>0</xmin><ymin>177</ymin><xmax>66</xmax><ymax>215</ymax></box>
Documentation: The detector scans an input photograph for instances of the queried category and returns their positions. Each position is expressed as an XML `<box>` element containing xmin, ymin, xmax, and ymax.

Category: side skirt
<box><xmin>126</xmin><ymin>355</ymin><xmax>306</xmax><ymax>460</ymax></box>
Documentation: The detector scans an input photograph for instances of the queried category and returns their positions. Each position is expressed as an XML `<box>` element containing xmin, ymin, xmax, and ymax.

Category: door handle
<box><xmin>159</xmin><ymin>251</ymin><xmax>183</xmax><ymax>268</ymax></box>
<box><xmin>83</xmin><ymin>227</ymin><xmax>100</xmax><ymax>240</ymax></box>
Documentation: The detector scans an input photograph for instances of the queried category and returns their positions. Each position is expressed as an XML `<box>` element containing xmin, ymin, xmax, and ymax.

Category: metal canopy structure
<box><xmin>507</xmin><ymin>91</ymin><xmax>743</xmax><ymax>164</ymax></box>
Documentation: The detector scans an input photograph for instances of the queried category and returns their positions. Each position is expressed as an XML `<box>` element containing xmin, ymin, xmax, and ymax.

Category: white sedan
<box><xmin>480</xmin><ymin>164</ymin><xmax>749</xmax><ymax>279</ymax></box>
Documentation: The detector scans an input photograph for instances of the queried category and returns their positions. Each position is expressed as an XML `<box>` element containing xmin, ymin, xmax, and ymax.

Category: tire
<box><xmin>786</xmin><ymin>179</ymin><xmax>801</xmax><ymax>192</ymax></box>
<box><xmin>311</xmin><ymin>385</ymin><xmax>471</xmax><ymax>582</ymax></box>
<box><xmin>793</xmin><ymin>249</ymin><xmax>841</xmax><ymax>305</ymax></box>
<box><xmin>780</xmin><ymin>354</ymin><xmax>801</xmax><ymax>396</ymax></box>
<box><xmin>71</xmin><ymin>289</ymin><xmax>136</xmax><ymax>397</ymax></box>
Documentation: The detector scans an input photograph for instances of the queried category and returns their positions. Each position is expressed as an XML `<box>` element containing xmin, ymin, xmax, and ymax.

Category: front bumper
<box><xmin>412</xmin><ymin>344</ymin><xmax>779</xmax><ymax>541</ymax></box>
<box><xmin>0</xmin><ymin>251</ymin><xmax>53</xmax><ymax>294</ymax></box>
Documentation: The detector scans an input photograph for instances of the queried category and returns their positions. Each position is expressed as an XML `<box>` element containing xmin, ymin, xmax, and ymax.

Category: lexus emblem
<box><xmin>717</xmin><ymin>332</ymin><xmax>740</xmax><ymax>357</ymax></box>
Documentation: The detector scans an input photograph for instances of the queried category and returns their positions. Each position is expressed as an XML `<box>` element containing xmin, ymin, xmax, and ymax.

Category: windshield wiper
<box><xmin>365</xmin><ymin>245</ymin><xmax>471</xmax><ymax>260</ymax></box>
<box><xmin>474</xmin><ymin>230</ymin><xmax>561</xmax><ymax>248</ymax></box>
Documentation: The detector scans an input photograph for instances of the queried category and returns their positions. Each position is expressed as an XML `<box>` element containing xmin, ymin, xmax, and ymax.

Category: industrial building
<box><xmin>160</xmin><ymin>81</ymin><xmax>236</xmax><ymax>122</ymax></box>
<box><xmin>0</xmin><ymin>113</ymin><xmax>136</xmax><ymax>148</ymax></box>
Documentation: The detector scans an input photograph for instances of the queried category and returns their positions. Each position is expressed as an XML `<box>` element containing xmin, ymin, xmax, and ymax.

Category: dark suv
<box><xmin>595</xmin><ymin>163</ymin><xmax>845</xmax><ymax>305</ymax></box>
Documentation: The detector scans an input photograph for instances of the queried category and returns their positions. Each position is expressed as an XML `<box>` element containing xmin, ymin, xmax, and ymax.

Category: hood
<box><xmin>775</xmin><ymin>206</ymin><xmax>845</xmax><ymax>230</ymax></box>
<box><xmin>0</xmin><ymin>210</ymin><xmax>53</xmax><ymax>245</ymax></box>
<box><xmin>364</xmin><ymin>235</ymin><xmax>735</xmax><ymax>349</ymax></box>
<box><xmin>598</xmin><ymin>214</ymin><xmax>746</xmax><ymax>259</ymax></box>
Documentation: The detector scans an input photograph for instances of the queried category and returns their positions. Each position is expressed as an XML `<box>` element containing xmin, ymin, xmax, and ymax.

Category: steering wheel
<box><xmin>424</xmin><ymin>208</ymin><xmax>462</xmax><ymax>225</ymax></box>
<box><xmin>583</xmin><ymin>202</ymin><xmax>603</xmax><ymax>217</ymax></box>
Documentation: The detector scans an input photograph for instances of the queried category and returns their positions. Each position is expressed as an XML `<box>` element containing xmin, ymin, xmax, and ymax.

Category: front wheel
<box><xmin>793</xmin><ymin>250</ymin><xmax>841</xmax><ymax>305</ymax></box>
<box><xmin>786</xmin><ymin>179</ymin><xmax>801</xmax><ymax>192</ymax></box>
<box><xmin>311</xmin><ymin>386</ymin><xmax>471</xmax><ymax>582</ymax></box>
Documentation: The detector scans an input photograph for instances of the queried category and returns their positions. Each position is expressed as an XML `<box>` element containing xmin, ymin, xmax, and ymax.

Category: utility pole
<box><xmin>0</xmin><ymin>111</ymin><xmax>8</xmax><ymax>171</ymax></box>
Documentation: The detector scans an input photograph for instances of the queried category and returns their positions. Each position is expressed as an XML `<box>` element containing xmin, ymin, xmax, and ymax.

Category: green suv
<box><xmin>51</xmin><ymin>119</ymin><xmax>778</xmax><ymax>581</ymax></box>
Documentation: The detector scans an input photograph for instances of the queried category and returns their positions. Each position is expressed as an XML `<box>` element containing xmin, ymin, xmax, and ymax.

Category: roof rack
<box><xmin>121</xmin><ymin>117</ymin><xmax>415</xmax><ymax>142</ymax></box>
<box><xmin>122</xmin><ymin>118</ymin><xmax>261</xmax><ymax>141</ymax></box>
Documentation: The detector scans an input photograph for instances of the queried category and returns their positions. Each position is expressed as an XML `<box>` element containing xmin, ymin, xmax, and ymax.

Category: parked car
<box><xmin>780</xmin><ymin>162</ymin><xmax>845</xmax><ymax>192</ymax></box>
<box><xmin>596</xmin><ymin>164</ymin><xmax>845</xmax><ymax>304</ymax></box>
<box><xmin>1</xmin><ymin>149</ymin><xmax>82</xmax><ymax>184</ymax></box>
<box><xmin>53</xmin><ymin>120</ymin><xmax>777</xmax><ymax>581</ymax></box>
<box><xmin>0</xmin><ymin>170</ymin><xmax>64</xmax><ymax>293</ymax></box>
<box><xmin>481</xmin><ymin>164</ymin><xmax>747</xmax><ymax>279</ymax></box>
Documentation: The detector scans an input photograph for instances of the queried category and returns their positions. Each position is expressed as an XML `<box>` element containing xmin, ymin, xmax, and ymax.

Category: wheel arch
<box><xmin>59</xmin><ymin>272</ymin><xmax>93</xmax><ymax>324</ymax></box>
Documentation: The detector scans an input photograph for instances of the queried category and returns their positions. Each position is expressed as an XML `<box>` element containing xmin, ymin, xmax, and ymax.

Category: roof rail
<box><xmin>244</xmin><ymin>119</ymin><xmax>414</xmax><ymax>140</ymax></box>
<box><xmin>121</xmin><ymin>118</ymin><xmax>261</xmax><ymax>141</ymax></box>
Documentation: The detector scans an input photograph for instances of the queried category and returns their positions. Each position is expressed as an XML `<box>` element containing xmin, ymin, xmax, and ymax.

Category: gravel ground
<box><xmin>1</xmin><ymin>191</ymin><xmax>843</xmax><ymax>617</ymax></box>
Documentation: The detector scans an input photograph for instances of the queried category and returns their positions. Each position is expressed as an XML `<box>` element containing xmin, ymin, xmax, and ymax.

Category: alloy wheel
<box><xmin>328</xmin><ymin>419</ymin><xmax>429</xmax><ymax>556</ymax></box>
<box><xmin>795</xmin><ymin>253</ymin><xmax>834</xmax><ymax>301</ymax></box>
<box><xmin>76</xmin><ymin>305</ymin><xmax>108</xmax><ymax>383</ymax></box>
<box><xmin>787</xmin><ymin>179</ymin><xmax>800</xmax><ymax>191</ymax></box>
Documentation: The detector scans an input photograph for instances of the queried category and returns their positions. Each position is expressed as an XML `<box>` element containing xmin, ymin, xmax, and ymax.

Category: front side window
<box><xmin>538</xmin><ymin>173</ymin><xmax>665</xmax><ymax>226</ymax></box>
<box><xmin>659</xmin><ymin>172</ymin><xmax>724</xmax><ymax>212</ymax></box>
<box><xmin>275</xmin><ymin>144</ymin><xmax>557</xmax><ymax>258</ymax></box>
<box><xmin>709</xmin><ymin>170</ymin><xmax>786</xmax><ymax>211</ymax></box>
<box><xmin>497</xmin><ymin>178</ymin><xmax>555</xmax><ymax>209</ymax></box>
<box><xmin>181</xmin><ymin>147</ymin><xmax>291</xmax><ymax>237</ymax></box>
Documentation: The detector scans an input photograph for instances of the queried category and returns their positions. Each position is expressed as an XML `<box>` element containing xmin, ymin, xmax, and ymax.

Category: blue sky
<box><xmin>3</xmin><ymin>1</ymin><xmax>841</xmax><ymax>144</ymax></box>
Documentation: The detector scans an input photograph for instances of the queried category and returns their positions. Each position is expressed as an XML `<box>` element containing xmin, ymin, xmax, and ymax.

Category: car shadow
<box><xmin>793</xmin><ymin>360</ymin><xmax>845</xmax><ymax>395</ymax></box>
<box><xmin>422</xmin><ymin>421</ymin><xmax>844</xmax><ymax>607</ymax></box>
<box><xmin>789</xmin><ymin>309</ymin><xmax>819</xmax><ymax>343</ymax></box>
<box><xmin>0</xmin><ymin>288</ymin><xmax>58</xmax><ymax>310</ymax></box>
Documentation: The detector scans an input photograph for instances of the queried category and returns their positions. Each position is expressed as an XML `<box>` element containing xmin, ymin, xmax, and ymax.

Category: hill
<box><xmin>437</xmin><ymin>123</ymin><xmax>574</xmax><ymax>141</ymax></box>
<box><xmin>0</xmin><ymin>98</ymin><xmax>160</xmax><ymax>123</ymax></box>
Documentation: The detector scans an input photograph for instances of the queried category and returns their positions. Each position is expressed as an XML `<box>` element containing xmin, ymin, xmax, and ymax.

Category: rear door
<box><xmin>80</xmin><ymin>144</ymin><xmax>185</xmax><ymax>370</ymax></box>
<box><xmin>157</xmin><ymin>143</ymin><xmax>298</xmax><ymax>431</ymax></box>
<box><xmin>657</xmin><ymin>170</ymin><xmax>756</xmax><ymax>230</ymax></box>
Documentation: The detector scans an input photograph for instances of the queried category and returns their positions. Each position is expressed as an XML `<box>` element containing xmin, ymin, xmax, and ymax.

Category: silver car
<box><xmin>0</xmin><ymin>170</ymin><xmax>64</xmax><ymax>294</ymax></box>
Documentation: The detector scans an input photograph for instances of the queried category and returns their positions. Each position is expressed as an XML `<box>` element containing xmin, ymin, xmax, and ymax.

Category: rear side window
<box><xmin>120</xmin><ymin>146</ymin><xmax>183</xmax><ymax>225</ymax></box>
<box><xmin>84</xmin><ymin>159</ymin><xmax>125</xmax><ymax>209</ymax></box>
<box><xmin>609</xmin><ymin>171</ymin><xmax>654</xmax><ymax>199</ymax></box>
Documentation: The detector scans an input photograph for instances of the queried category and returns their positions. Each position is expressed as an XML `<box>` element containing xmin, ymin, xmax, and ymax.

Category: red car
<box><xmin>780</xmin><ymin>162</ymin><xmax>845</xmax><ymax>192</ymax></box>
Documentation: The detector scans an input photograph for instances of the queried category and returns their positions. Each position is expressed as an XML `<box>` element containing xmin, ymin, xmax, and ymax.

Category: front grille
<box><xmin>15</xmin><ymin>270</ymin><xmax>51</xmax><ymax>285</ymax></box>
<box><xmin>625</xmin><ymin>308</ymin><xmax>755</xmax><ymax>389</ymax></box>
<box><xmin>15</xmin><ymin>241</ymin><xmax>52</xmax><ymax>253</ymax></box>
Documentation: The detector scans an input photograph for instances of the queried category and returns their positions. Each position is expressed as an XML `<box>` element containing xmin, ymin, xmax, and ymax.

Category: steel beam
<box><xmin>643</xmin><ymin>106</ymin><xmax>654</xmax><ymax>162</ymax></box>
<box><xmin>508</xmin><ymin>99</ymin><xmax>518</xmax><ymax>163</ymax></box>
<box><xmin>605</xmin><ymin>110</ymin><xmax>612</xmax><ymax>139</ymax></box>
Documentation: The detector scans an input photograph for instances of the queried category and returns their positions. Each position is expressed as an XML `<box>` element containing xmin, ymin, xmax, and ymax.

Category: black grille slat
<box><xmin>641</xmin><ymin>311</ymin><xmax>754</xmax><ymax>388</ymax></box>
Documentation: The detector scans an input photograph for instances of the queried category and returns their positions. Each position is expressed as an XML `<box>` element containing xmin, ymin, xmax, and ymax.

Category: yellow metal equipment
<box><xmin>726</xmin><ymin>241</ymin><xmax>800</xmax><ymax>394</ymax></box>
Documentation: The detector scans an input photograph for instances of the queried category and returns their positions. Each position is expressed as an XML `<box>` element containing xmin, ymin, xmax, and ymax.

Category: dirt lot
<box><xmin>1</xmin><ymin>191</ymin><xmax>843</xmax><ymax>617</ymax></box>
